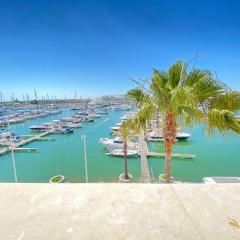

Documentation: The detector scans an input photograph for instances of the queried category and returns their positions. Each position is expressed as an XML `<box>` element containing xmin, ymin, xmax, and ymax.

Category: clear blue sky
<box><xmin>0</xmin><ymin>0</ymin><xmax>239</xmax><ymax>100</ymax></box>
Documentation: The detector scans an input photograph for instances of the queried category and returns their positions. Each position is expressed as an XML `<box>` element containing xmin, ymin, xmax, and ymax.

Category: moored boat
<box><xmin>176</xmin><ymin>132</ymin><xmax>191</xmax><ymax>140</ymax></box>
<box><xmin>88</xmin><ymin>113</ymin><xmax>101</xmax><ymax>118</ymax></box>
<box><xmin>0</xmin><ymin>132</ymin><xmax>21</xmax><ymax>146</ymax></box>
<box><xmin>54</xmin><ymin>127</ymin><xmax>74</xmax><ymax>134</ymax></box>
<box><xmin>147</xmin><ymin>132</ymin><xmax>190</xmax><ymax>141</ymax></box>
<box><xmin>106</xmin><ymin>148</ymin><xmax>138</xmax><ymax>157</ymax></box>
<box><xmin>110</xmin><ymin>126</ymin><xmax>120</xmax><ymax>132</ymax></box>
<box><xmin>99</xmin><ymin>137</ymin><xmax>138</xmax><ymax>150</ymax></box>
<box><xmin>29</xmin><ymin>125</ymin><xmax>52</xmax><ymax>131</ymax></box>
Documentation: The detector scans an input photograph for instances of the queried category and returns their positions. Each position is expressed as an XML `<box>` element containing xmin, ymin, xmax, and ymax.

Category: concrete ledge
<box><xmin>0</xmin><ymin>183</ymin><xmax>239</xmax><ymax>239</ymax></box>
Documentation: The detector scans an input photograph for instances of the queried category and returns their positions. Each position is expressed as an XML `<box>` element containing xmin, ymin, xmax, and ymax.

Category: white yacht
<box><xmin>106</xmin><ymin>148</ymin><xmax>138</xmax><ymax>157</ymax></box>
<box><xmin>99</xmin><ymin>137</ymin><xmax>138</xmax><ymax>150</ymax></box>
<box><xmin>111</xmin><ymin>126</ymin><xmax>120</xmax><ymax>132</ymax></box>
<box><xmin>64</xmin><ymin>123</ymin><xmax>83</xmax><ymax>128</ymax></box>
<box><xmin>29</xmin><ymin>125</ymin><xmax>52</xmax><ymax>131</ymax></box>
<box><xmin>147</xmin><ymin>131</ymin><xmax>190</xmax><ymax>141</ymax></box>
<box><xmin>147</xmin><ymin>135</ymin><xmax>165</xmax><ymax>142</ymax></box>
<box><xmin>176</xmin><ymin>132</ymin><xmax>191</xmax><ymax>140</ymax></box>
<box><xmin>88</xmin><ymin>113</ymin><xmax>101</xmax><ymax>118</ymax></box>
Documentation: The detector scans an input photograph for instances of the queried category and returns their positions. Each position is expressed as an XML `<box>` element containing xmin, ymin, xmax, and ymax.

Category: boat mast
<box><xmin>26</xmin><ymin>93</ymin><xmax>29</xmax><ymax>103</ymax></box>
<box><xmin>34</xmin><ymin>89</ymin><xmax>38</xmax><ymax>110</ymax></box>
<box><xmin>0</xmin><ymin>91</ymin><xmax>2</xmax><ymax>108</ymax></box>
<box><xmin>46</xmin><ymin>93</ymin><xmax>50</xmax><ymax>105</ymax></box>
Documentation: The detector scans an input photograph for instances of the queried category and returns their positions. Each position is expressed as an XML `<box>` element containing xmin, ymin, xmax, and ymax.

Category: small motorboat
<box><xmin>176</xmin><ymin>132</ymin><xmax>191</xmax><ymax>140</ymax></box>
<box><xmin>100</xmin><ymin>137</ymin><xmax>138</xmax><ymax>150</ymax></box>
<box><xmin>86</xmin><ymin>118</ymin><xmax>94</xmax><ymax>122</ymax></box>
<box><xmin>88</xmin><ymin>113</ymin><xmax>101</xmax><ymax>118</ymax></box>
<box><xmin>80</xmin><ymin>117</ymin><xmax>94</xmax><ymax>122</ymax></box>
<box><xmin>147</xmin><ymin>135</ymin><xmax>164</xmax><ymax>142</ymax></box>
<box><xmin>106</xmin><ymin>148</ymin><xmax>138</xmax><ymax>157</ymax></box>
<box><xmin>110</xmin><ymin>126</ymin><xmax>120</xmax><ymax>132</ymax></box>
<box><xmin>54</xmin><ymin>127</ymin><xmax>74</xmax><ymax>134</ymax></box>
<box><xmin>29</xmin><ymin>125</ymin><xmax>52</xmax><ymax>131</ymax></box>
<box><xmin>63</xmin><ymin>123</ymin><xmax>83</xmax><ymax>128</ymax></box>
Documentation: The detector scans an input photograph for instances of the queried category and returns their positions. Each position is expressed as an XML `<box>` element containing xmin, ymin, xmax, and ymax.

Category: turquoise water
<box><xmin>0</xmin><ymin>108</ymin><xmax>239</xmax><ymax>183</ymax></box>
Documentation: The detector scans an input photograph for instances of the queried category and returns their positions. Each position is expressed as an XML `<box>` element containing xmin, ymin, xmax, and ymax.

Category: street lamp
<box><xmin>81</xmin><ymin>134</ymin><xmax>88</xmax><ymax>183</ymax></box>
<box><xmin>10</xmin><ymin>146</ymin><xmax>18</xmax><ymax>183</ymax></box>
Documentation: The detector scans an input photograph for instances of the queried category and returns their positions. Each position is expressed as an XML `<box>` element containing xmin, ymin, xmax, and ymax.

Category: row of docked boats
<box><xmin>29</xmin><ymin>120</ymin><xmax>76</xmax><ymax>134</ymax></box>
<box><xmin>28</xmin><ymin>109</ymin><xmax>109</xmax><ymax>134</ymax></box>
<box><xmin>0</xmin><ymin>131</ymin><xmax>22</xmax><ymax>146</ymax></box>
<box><xmin>110</xmin><ymin>126</ymin><xmax>191</xmax><ymax>142</ymax></box>
<box><xmin>0</xmin><ymin>109</ymin><xmax>62</xmax><ymax>127</ymax></box>
<box><xmin>61</xmin><ymin>109</ymin><xmax>109</xmax><ymax>123</ymax></box>
<box><xmin>100</xmin><ymin>110</ymin><xmax>192</xmax><ymax>157</ymax></box>
<box><xmin>70</xmin><ymin>103</ymin><xmax>132</xmax><ymax>112</ymax></box>
<box><xmin>99</xmin><ymin>137</ymin><xmax>139</xmax><ymax>156</ymax></box>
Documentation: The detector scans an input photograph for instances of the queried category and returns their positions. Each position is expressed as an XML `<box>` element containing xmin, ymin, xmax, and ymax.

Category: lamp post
<box><xmin>9</xmin><ymin>130</ymin><xmax>18</xmax><ymax>183</ymax></box>
<box><xmin>81</xmin><ymin>134</ymin><xmax>88</xmax><ymax>183</ymax></box>
<box><xmin>11</xmin><ymin>146</ymin><xmax>18</xmax><ymax>183</ymax></box>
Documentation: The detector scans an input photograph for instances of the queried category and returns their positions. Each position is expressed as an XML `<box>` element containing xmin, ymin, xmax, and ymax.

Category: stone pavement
<box><xmin>0</xmin><ymin>183</ymin><xmax>239</xmax><ymax>240</ymax></box>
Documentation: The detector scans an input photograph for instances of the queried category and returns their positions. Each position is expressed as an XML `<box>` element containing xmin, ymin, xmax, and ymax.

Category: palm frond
<box><xmin>167</xmin><ymin>61</ymin><xmax>184</xmax><ymax>88</ymax></box>
<box><xmin>126</xmin><ymin>88</ymin><xmax>145</xmax><ymax>105</ymax></box>
<box><xmin>120</xmin><ymin>121</ymin><xmax>129</xmax><ymax>142</ymax></box>
<box><xmin>178</xmin><ymin>106</ymin><xmax>204</xmax><ymax>128</ymax></box>
<box><xmin>185</xmin><ymin>69</ymin><xmax>208</xmax><ymax>86</ymax></box>
<box><xmin>130</xmin><ymin>100</ymin><xmax>155</xmax><ymax>132</ymax></box>
<box><xmin>205</xmin><ymin>109</ymin><xmax>240</xmax><ymax>135</ymax></box>
<box><xmin>192</xmin><ymin>74</ymin><xmax>224</xmax><ymax>103</ymax></box>
<box><xmin>210</xmin><ymin>92</ymin><xmax>240</xmax><ymax>112</ymax></box>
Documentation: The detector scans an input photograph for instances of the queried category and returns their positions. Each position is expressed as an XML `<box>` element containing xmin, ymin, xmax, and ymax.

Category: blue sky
<box><xmin>0</xmin><ymin>0</ymin><xmax>239</xmax><ymax>100</ymax></box>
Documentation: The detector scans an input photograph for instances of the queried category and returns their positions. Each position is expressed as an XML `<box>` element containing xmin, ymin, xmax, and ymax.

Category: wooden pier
<box><xmin>138</xmin><ymin>130</ymin><xmax>152</xmax><ymax>183</ymax></box>
<box><xmin>20</xmin><ymin>135</ymin><xmax>56</xmax><ymax>141</ymax></box>
<box><xmin>0</xmin><ymin>130</ymin><xmax>54</xmax><ymax>156</ymax></box>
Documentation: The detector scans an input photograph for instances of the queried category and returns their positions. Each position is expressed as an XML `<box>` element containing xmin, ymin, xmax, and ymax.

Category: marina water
<box><xmin>0</xmin><ymin>108</ymin><xmax>239</xmax><ymax>183</ymax></box>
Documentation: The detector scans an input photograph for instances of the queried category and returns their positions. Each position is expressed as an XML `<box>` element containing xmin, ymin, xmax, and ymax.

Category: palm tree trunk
<box><xmin>124</xmin><ymin>142</ymin><xmax>129</xmax><ymax>179</ymax></box>
<box><xmin>165</xmin><ymin>140</ymin><xmax>173</xmax><ymax>183</ymax></box>
<box><xmin>164</xmin><ymin>113</ymin><xmax>177</xmax><ymax>183</ymax></box>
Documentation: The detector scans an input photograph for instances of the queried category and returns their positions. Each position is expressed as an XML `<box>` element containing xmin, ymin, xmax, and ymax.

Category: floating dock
<box><xmin>13</xmin><ymin>148</ymin><xmax>37</xmax><ymax>153</ymax></box>
<box><xmin>20</xmin><ymin>135</ymin><xmax>56</xmax><ymax>141</ymax></box>
<box><xmin>0</xmin><ymin>130</ymin><xmax>54</xmax><ymax>156</ymax></box>
<box><xmin>146</xmin><ymin>151</ymin><xmax>195</xmax><ymax>159</ymax></box>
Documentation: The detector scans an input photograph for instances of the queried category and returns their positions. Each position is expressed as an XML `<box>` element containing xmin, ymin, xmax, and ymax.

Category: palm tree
<box><xmin>127</xmin><ymin>60</ymin><xmax>240</xmax><ymax>183</ymax></box>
